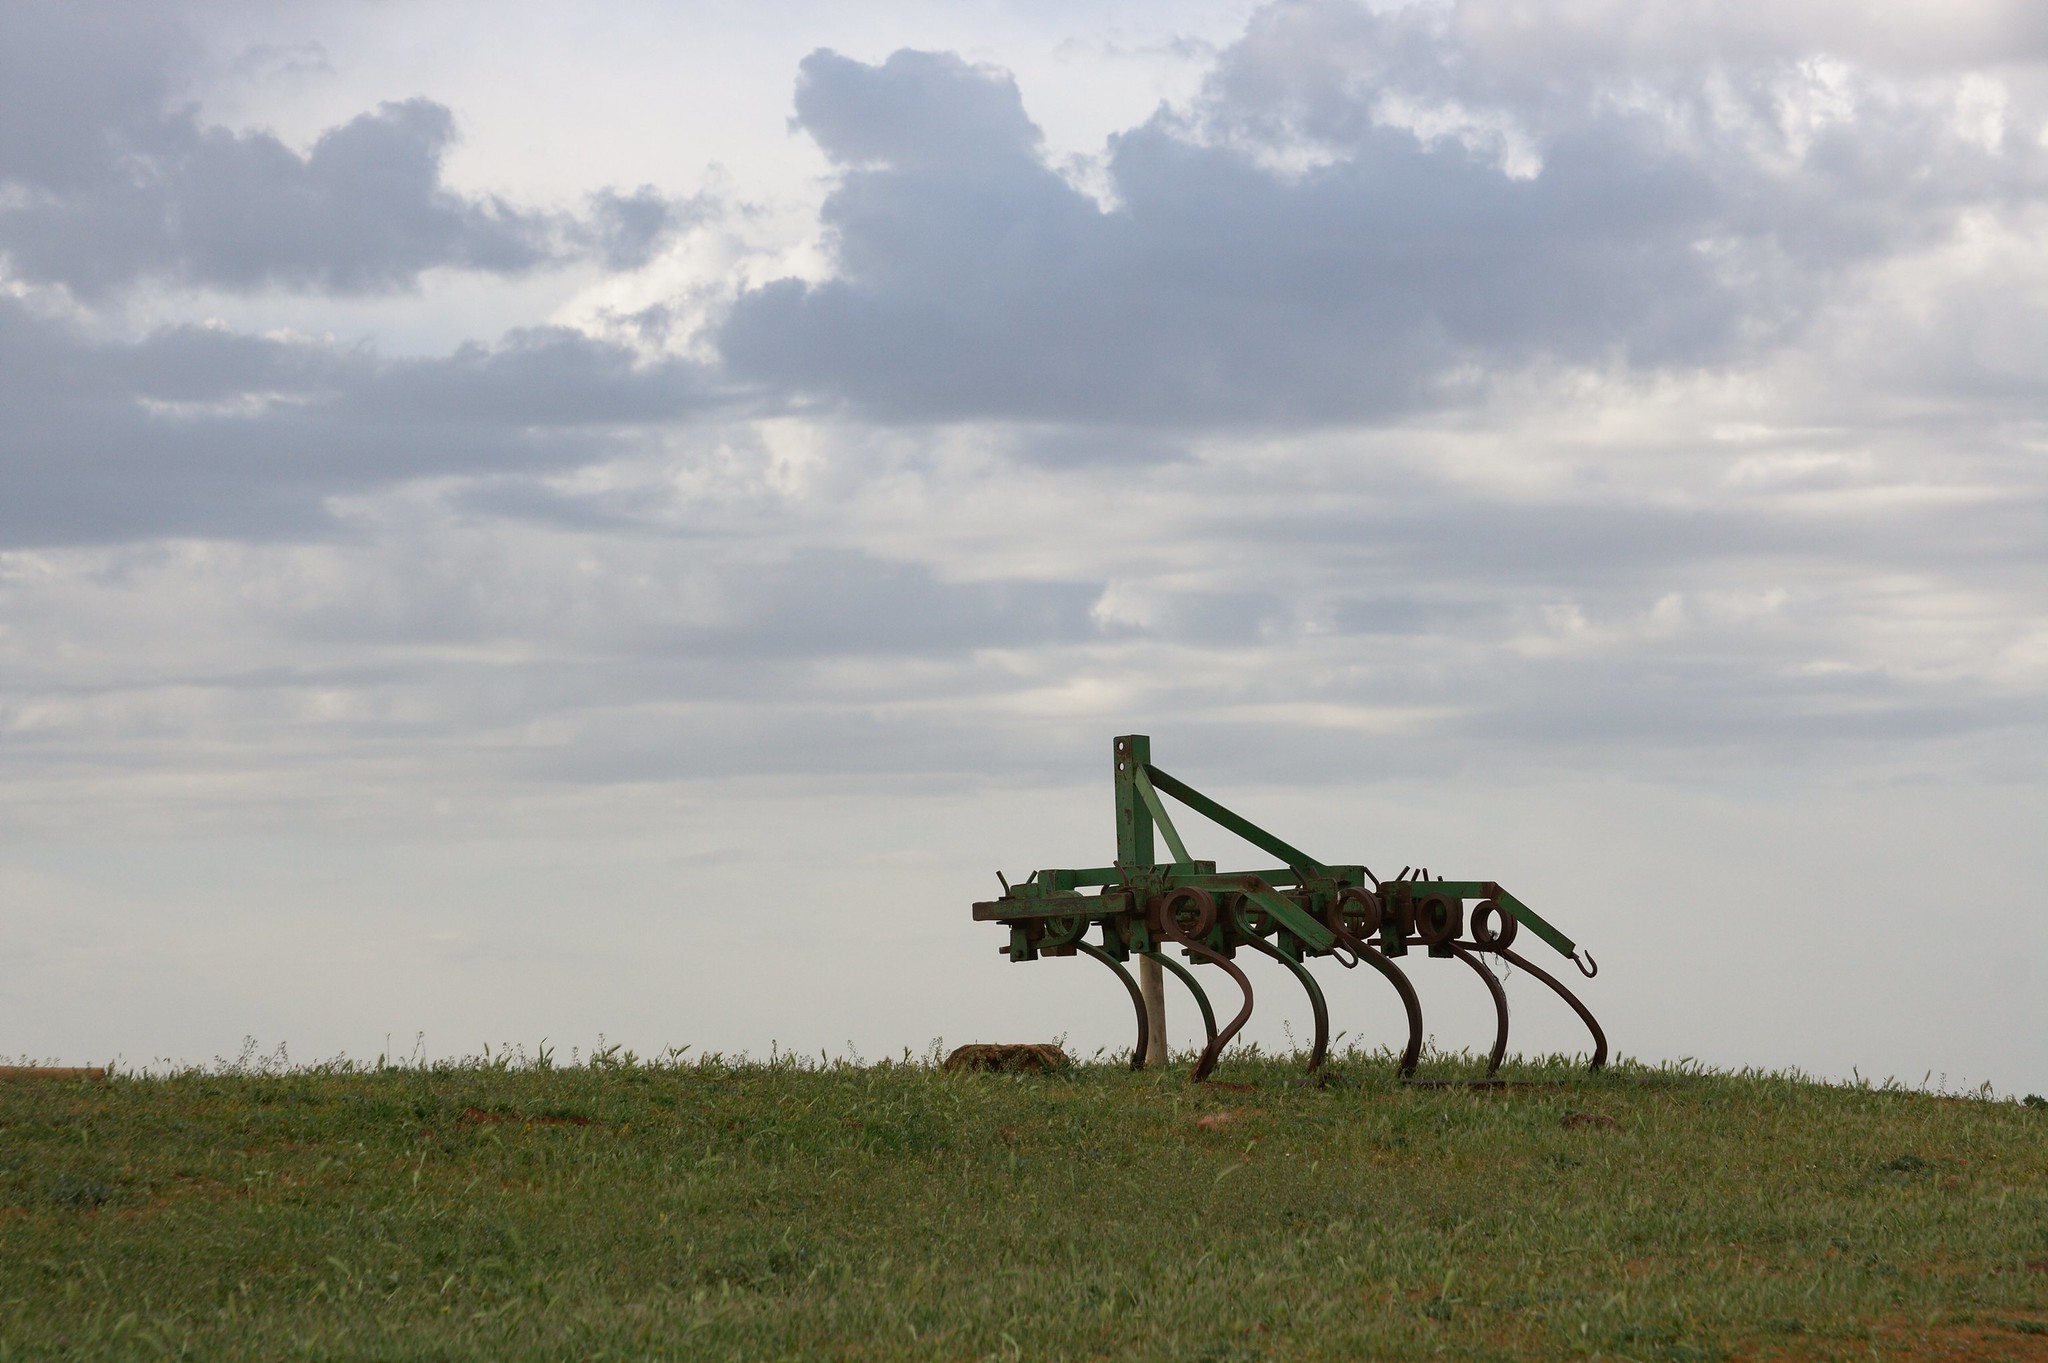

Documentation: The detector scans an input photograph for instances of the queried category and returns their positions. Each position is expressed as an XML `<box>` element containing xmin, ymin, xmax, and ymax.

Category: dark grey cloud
<box><xmin>0</xmin><ymin>5</ymin><xmax>694</xmax><ymax>296</ymax></box>
<box><xmin>510</xmin><ymin>699</ymin><xmax>1084</xmax><ymax>786</ymax></box>
<box><xmin>197</xmin><ymin>537</ymin><xmax>1104</xmax><ymax>667</ymax></box>
<box><xmin>0</xmin><ymin>298</ymin><xmax>718</xmax><ymax>545</ymax></box>
<box><xmin>1326</xmin><ymin>595</ymin><xmax>1477</xmax><ymax>637</ymax></box>
<box><xmin>1248</xmin><ymin>476</ymin><xmax>2048</xmax><ymax>593</ymax></box>
<box><xmin>1</xmin><ymin>97</ymin><xmax>554</xmax><ymax>296</ymax></box>
<box><xmin>1002</xmin><ymin>426</ymin><xmax>1189</xmax><ymax>468</ymax></box>
<box><xmin>719</xmin><ymin>13</ymin><xmax>2048</xmax><ymax>431</ymax></box>
<box><xmin>689</xmin><ymin>549</ymin><xmax>1099</xmax><ymax>658</ymax></box>
<box><xmin>583</xmin><ymin>187</ymin><xmax>701</xmax><ymax>272</ymax></box>
<box><xmin>792</xmin><ymin>48</ymin><xmax>1043</xmax><ymax>170</ymax></box>
<box><xmin>0</xmin><ymin>5</ymin><xmax>186</xmax><ymax>195</ymax></box>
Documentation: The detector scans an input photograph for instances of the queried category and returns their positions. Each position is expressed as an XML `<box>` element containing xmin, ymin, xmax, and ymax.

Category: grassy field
<box><xmin>1</xmin><ymin>1046</ymin><xmax>2044</xmax><ymax>1362</ymax></box>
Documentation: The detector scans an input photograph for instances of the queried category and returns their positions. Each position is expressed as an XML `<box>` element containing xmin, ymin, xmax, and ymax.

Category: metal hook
<box><xmin>1573</xmin><ymin>948</ymin><xmax>1598</xmax><ymax>979</ymax></box>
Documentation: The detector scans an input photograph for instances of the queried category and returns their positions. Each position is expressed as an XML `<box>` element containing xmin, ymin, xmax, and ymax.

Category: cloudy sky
<box><xmin>3</xmin><ymin>0</ymin><xmax>2042</xmax><ymax>1090</ymax></box>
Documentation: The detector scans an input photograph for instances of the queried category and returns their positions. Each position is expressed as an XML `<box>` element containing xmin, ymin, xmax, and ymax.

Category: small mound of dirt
<box><xmin>942</xmin><ymin>1044</ymin><xmax>1069</xmax><ymax>1074</ymax></box>
<box><xmin>0</xmin><ymin>1067</ymin><xmax>106</xmax><ymax>1082</ymax></box>
<box><xmin>1194</xmin><ymin>1108</ymin><xmax>1262</xmax><ymax>1132</ymax></box>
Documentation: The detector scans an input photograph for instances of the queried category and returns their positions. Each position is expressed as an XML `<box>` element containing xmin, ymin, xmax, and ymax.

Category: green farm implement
<box><xmin>972</xmin><ymin>736</ymin><xmax>1605</xmax><ymax>1081</ymax></box>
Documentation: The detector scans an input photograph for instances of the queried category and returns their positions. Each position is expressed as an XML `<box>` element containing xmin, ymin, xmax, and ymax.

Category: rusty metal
<box><xmin>1493</xmin><ymin>945</ymin><xmax>1608</xmax><ymax>1070</ymax></box>
<box><xmin>1333</xmin><ymin>923</ymin><xmax>1425</xmax><ymax>1077</ymax></box>
<box><xmin>1073</xmin><ymin>939</ymin><xmax>1148</xmax><ymax>1070</ymax></box>
<box><xmin>971</xmin><ymin>735</ymin><xmax>1606</xmax><ymax>1082</ymax></box>
<box><xmin>1470</xmin><ymin>898</ymin><xmax>1518</xmax><ymax>951</ymax></box>
<box><xmin>1158</xmin><ymin>887</ymin><xmax>1255</xmax><ymax>1081</ymax></box>
<box><xmin>1238</xmin><ymin>928</ymin><xmax>1330</xmax><ymax>1072</ymax></box>
<box><xmin>1144</xmin><ymin>948</ymin><xmax>1218</xmax><ymax>1060</ymax></box>
<box><xmin>1448</xmin><ymin>942</ymin><xmax>1510</xmax><ymax>1078</ymax></box>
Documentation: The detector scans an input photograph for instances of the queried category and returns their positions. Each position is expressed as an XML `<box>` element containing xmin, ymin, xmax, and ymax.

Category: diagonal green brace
<box><xmin>1131</xmin><ymin>764</ymin><xmax>1193</xmax><ymax>864</ymax></box>
<box><xmin>1492</xmin><ymin>888</ymin><xmax>1576</xmax><ymax>958</ymax></box>
<box><xmin>1144</xmin><ymin>765</ymin><xmax>1328</xmax><ymax>873</ymax></box>
<box><xmin>1239</xmin><ymin>886</ymin><xmax>1335</xmax><ymax>953</ymax></box>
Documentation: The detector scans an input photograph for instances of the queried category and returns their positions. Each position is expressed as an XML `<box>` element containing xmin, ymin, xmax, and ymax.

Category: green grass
<box><xmin>2</xmin><ymin>1047</ymin><xmax>2045</xmax><ymax>1361</ymax></box>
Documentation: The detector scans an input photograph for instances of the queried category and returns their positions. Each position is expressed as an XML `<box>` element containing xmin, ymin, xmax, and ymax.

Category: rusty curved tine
<box><xmin>1331</xmin><ymin>926</ymin><xmax>1423</xmax><ymax>1077</ymax></box>
<box><xmin>1447</xmin><ymin>943</ymin><xmax>1510</xmax><ymax>1078</ymax></box>
<box><xmin>1155</xmin><ymin>888</ymin><xmax>1254</xmax><ymax>1082</ymax></box>
<box><xmin>1073</xmin><ymin>940</ymin><xmax>1147</xmax><ymax>1071</ymax></box>
<box><xmin>1179</xmin><ymin>945</ymin><xmax>1255</xmax><ymax>1082</ymax></box>
<box><xmin>1495</xmin><ymin>946</ymin><xmax>1607</xmax><ymax>1071</ymax></box>
<box><xmin>1356</xmin><ymin>943</ymin><xmax>1424</xmax><ymax>1078</ymax></box>
<box><xmin>1142</xmin><ymin>949</ymin><xmax>1218</xmax><ymax>1066</ymax></box>
<box><xmin>1239</xmin><ymin>935</ymin><xmax>1329</xmax><ymax>1072</ymax></box>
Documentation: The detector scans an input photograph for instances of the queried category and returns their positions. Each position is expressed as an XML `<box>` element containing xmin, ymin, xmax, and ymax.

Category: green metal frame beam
<box><xmin>1131</xmin><ymin>764</ymin><xmax>1192</xmax><ymax>864</ymax></box>
<box><xmin>1385</xmin><ymin>880</ymin><xmax>1575</xmax><ymax>957</ymax></box>
<box><xmin>982</xmin><ymin>737</ymin><xmax>1582</xmax><ymax>969</ymax></box>
<box><xmin>1113</xmin><ymin>735</ymin><xmax>1154</xmax><ymax>868</ymax></box>
<box><xmin>1237</xmin><ymin>884</ymin><xmax>1336</xmax><ymax>953</ymax></box>
<box><xmin>1143</xmin><ymin>765</ymin><xmax>1329</xmax><ymax>873</ymax></box>
<box><xmin>1492</xmin><ymin>888</ymin><xmax>1574</xmax><ymax>957</ymax></box>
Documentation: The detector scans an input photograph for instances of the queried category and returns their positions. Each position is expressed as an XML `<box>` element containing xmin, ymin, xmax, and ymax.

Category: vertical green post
<box><xmin>1115</xmin><ymin>735</ymin><xmax>1168</xmax><ymax>1064</ymax></box>
<box><xmin>1114</xmin><ymin>735</ymin><xmax>1154</xmax><ymax>867</ymax></box>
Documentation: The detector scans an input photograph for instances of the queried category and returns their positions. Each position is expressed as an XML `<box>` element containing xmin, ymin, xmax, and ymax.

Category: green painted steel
<box><xmin>1113</xmin><ymin>735</ymin><xmax>1154</xmax><ymax>868</ymax></box>
<box><xmin>1236</xmin><ymin>883</ymin><xmax>1336</xmax><ymax>953</ymax></box>
<box><xmin>1131</xmin><ymin>763</ymin><xmax>1193</xmax><ymax>865</ymax></box>
<box><xmin>1141</xmin><ymin>766</ymin><xmax>1329</xmax><ymax>873</ymax></box>
<box><xmin>1492</xmin><ymin>888</ymin><xmax>1575</xmax><ymax>957</ymax></box>
<box><xmin>974</xmin><ymin>733</ymin><xmax>1584</xmax><ymax>981</ymax></box>
<box><xmin>974</xmin><ymin>735</ymin><xmax>1604</xmax><ymax>1079</ymax></box>
<box><xmin>1371</xmin><ymin>880</ymin><xmax>1574</xmax><ymax>956</ymax></box>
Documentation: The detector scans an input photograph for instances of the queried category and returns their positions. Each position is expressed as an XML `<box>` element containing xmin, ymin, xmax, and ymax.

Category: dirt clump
<box><xmin>942</xmin><ymin>1043</ymin><xmax>1069</xmax><ymax>1073</ymax></box>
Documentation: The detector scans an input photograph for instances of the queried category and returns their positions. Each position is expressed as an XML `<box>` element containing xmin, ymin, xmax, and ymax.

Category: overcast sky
<box><xmin>2</xmin><ymin>1</ymin><xmax>2042</xmax><ymax>1091</ymax></box>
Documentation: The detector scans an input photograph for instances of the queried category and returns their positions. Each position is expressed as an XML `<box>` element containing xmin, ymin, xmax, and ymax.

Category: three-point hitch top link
<box><xmin>970</xmin><ymin>735</ymin><xmax>1606</xmax><ymax>1083</ymax></box>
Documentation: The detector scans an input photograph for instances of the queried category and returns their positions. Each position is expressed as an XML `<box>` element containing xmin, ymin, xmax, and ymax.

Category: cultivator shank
<box><xmin>971</xmin><ymin>736</ymin><xmax>1605</xmax><ymax>1081</ymax></box>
